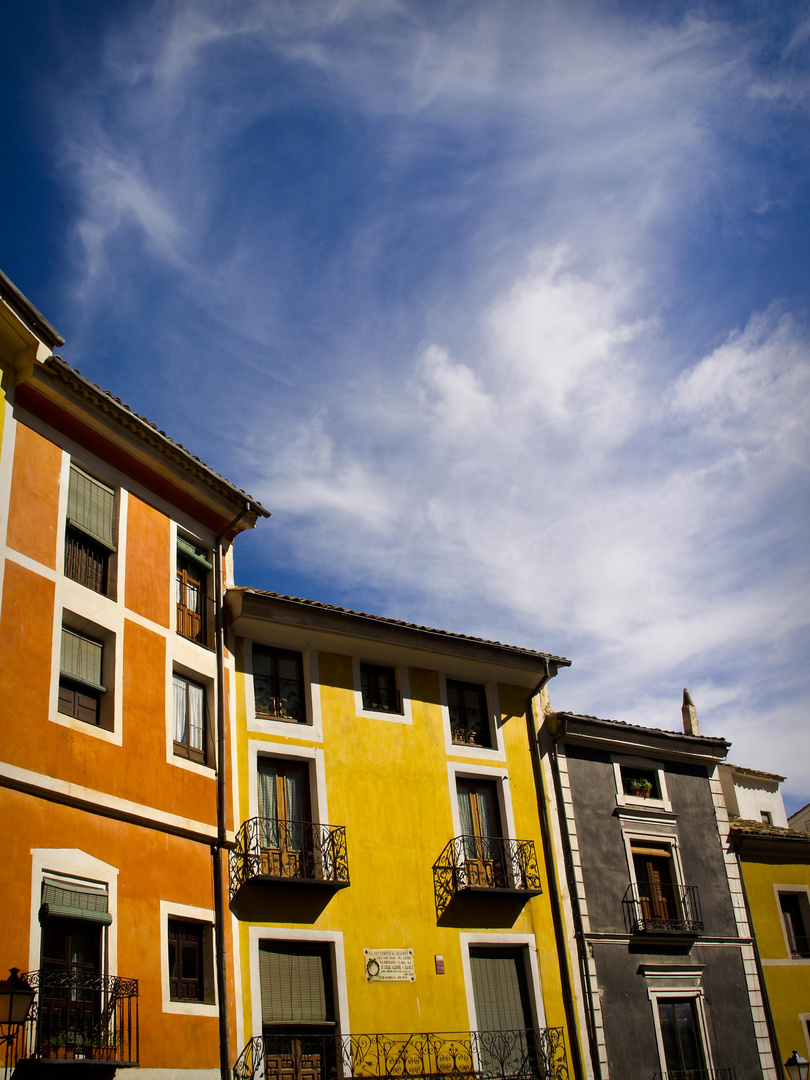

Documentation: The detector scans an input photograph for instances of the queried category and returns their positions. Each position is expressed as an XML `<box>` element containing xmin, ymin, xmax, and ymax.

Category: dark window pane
<box><xmin>448</xmin><ymin>680</ymin><xmax>490</xmax><ymax>747</ymax></box>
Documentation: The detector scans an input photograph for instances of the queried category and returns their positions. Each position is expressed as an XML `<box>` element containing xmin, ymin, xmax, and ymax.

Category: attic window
<box><xmin>621</xmin><ymin>766</ymin><xmax>660</xmax><ymax>800</ymax></box>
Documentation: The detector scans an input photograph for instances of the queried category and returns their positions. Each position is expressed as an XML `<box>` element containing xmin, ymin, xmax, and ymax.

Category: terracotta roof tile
<box><xmin>729</xmin><ymin>819</ymin><xmax>810</xmax><ymax>841</ymax></box>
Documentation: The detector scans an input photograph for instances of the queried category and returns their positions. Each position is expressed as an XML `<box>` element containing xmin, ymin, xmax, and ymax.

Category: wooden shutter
<box><xmin>61</xmin><ymin>628</ymin><xmax>105</xmax><ymax>691</ymax></box>
<box><xmin>68</xmin><ymin>466</ymin><xmax>116</xmax><ymax>550</ymax></box>
<box><xmin>259</xmin><ymin>944</ymin><xmax>330</xmax><ymax>1025</ymax></box>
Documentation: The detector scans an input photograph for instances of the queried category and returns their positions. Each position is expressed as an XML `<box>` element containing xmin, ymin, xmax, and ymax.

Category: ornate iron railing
<box><xmin>254</xmin><ymin>674</ymin><xmax>304</xmax><ymax>721</ymax></box>
<box><xmin>177</xmin><ymin>592</ymin><xmax>216</xmax><ymax>649</ymax></box>
<box><xmin>433</xmin><ymin>837</ymin><xmax>542</xmax><ymax>918</ymax></box>
<box><xmin>652</xmin><ymin>1069</ymin><xmax>736</xmax><ymax>1080</ymax></box>
<box><xmin>9</xmin><ymin>969</ymin><xmax>138</xmax><ymax>1067</ymax></box>
<box><xmin>230</xmin><ymin>816</ymin><xmax>350</xmax><ymax>898</ymax></box>
<box><xmin>362</xmin><ymin>686</ymin><xmax>402</xmax><ymax>714</ymax></box>
<box><xmin>785</xmin><ymin>926</ymin><xmax>810</xmax><ymax>958</ymax></box>
<box><xmin>622</xmin><ymin>882</ymin><xmax>703</xmax><ymax>935</ymax></box>
<box><xmin>233</xmin><ymin>1028</ymin><xmax>569</xmax><ymax>1080</ymax></box>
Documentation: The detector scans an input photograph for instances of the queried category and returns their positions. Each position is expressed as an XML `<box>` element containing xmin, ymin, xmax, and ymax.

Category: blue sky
<box><xmin>3</xmin><ymin>0</ymin><xmax>809</xmax><ymax>812</ymax></box>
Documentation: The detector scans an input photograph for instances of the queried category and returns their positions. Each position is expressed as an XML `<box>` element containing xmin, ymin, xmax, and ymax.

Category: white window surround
<box><xmin>458</xmin><ymin>932</ymin><xmax>547</xmax><ymax>1032</ymax></box>
<box><xmin>247</xmin><ymin>740</ymin><xmax>329</xmax><ymax>826</ymax></box>
<box><xmin>643</xmin><ymin>970</ymin><xmax>714</xmax><ymax>1078</ymax></box>
<box><xmin>50</xmin><ymin>606</ymin><xmax>123</xmax><ymax>746</ymax></box>
<box><xmin>244</xmin><ymin>644</ymin><xmax>322</xmax><ymax>743</ymax></box>
<box><xmin>159</xmin><ymin>899</ymin><xmax>218</xmax><ymax>1016</ymax></box>
<box><xmin>773</xmin><ymin>884</ymin><xmax>810</xmax><ymax>961</ymax></box>
<box><xmin>246</xmin><ymin>926</ymin><xmax>349</xmax><ymax>1040</ymax></box>
<box><xmin>351</xmin><ymin>658</ymin><xmax>413</xmax><ymax>725</ymax></box>
<box><xmin>622</xmin><ymin>831</ymin><xmax>686</xmax><ymax>893</ymax></box>
<box><xmin>612</xmin><ymin>755</ymin><xmax>673</xmax><ymax>813</ymax></box>
<box><xmin>440</xmin><ymin>675</ymin><xmax>505</xmax><ymax>761</ymax></box>
<box><xmin>165</xmin><ymin>658</ymin><xmax>216</xmax><ymax>775</ymax></box>
<box><xmin>801</xmin><ymin>1012</ymin><xmax>810</xmax><ymax>1058</ymax></box>
<box><xmin>29</xmin><ymin>849</ymin><xmax>119</xmax><ymax>976</ymax></box>
<box><xmin>446</xmin><ymin>762</ymin><xmax>518</xmax><ymax>842</ymax></box>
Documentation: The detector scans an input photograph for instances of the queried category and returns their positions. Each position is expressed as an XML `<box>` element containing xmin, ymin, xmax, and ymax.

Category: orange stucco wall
<box><xmin>125</xmin><ymin>493</ymin><xmax>171</xmax><ymax>626</ymax></box>
<box><xmin>6</xmin><ymin>423</ymin><xmax>62</xmax><ymax>568</ymax></box>
<box><xmin>1</xmin><ymin>786</ymin><xmax>228</xmax><ymax>1070</ymax></box>
<box><xmin>0</xmin><ymin>559</ymin><xmax>56</xmax><ymax>723</ymax></box>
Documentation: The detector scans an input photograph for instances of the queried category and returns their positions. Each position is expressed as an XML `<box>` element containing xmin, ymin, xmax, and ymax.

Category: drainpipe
<box><xmin>536</xmin><ymin>706</ymin><xmax>602</xmax><ymax>1080</ymax></box>
<box><xmin>526</xmin><ymin>662</ymin><xmax>587</xmax><ymax>1080</ymax></box>
<box><xmin>213</xmin><ymin>505</ymin><xmax>252</xmax><ymax>1080</ymax></box>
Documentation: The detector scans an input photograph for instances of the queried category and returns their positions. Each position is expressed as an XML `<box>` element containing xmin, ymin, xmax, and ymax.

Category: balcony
<box><xmin>233</xmin><ymin>1028</ymin><xmax>569</xmax><ymax>1080</ymax></box>
<box><xmin>229</xmin><ymin>817</ymin><xmax>350</xmax><ymax>900</ymax></box>
<box><xmin>177</xmin><ymin>593</ymin><xmax>216</xmax><ymax>650</ymax></box>
<box><xmin>10</xmin><ymin>970</ymin><xmax>138</xmax><ymax>1067</ymax></box>
<box><xmin>433</xmin><ymin>837</ymin><xmax>542</xmax><ymax>920</ymax></box>
<box><xmin>652</xmin><ymin>1070</ymin><xmax>736</xmax><ymax>1080</ymax></box>
<box><xmin>786</xmin><ymin>926</ymin><xmax>810</xmax><ymax>958</ymax></box>
<box><xmin>622</xmin><ymin>882</ymin><xmax>703</xmax><ymax>936</ymax></box>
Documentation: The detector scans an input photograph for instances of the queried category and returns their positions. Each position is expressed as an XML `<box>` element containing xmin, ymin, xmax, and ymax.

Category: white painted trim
<box><xmin>246</xmin><ymin>739</ymin><xmax>329</xmax><ymax>826</ymax></box>
<box><xmin>622</xmin><ymin>830</ymin><xmax>686</xmax><ymax>895</ymax></box>
<box><xmin>611</xmin><ymin>755</ymin><xmax>672</xmax><ymax>814</ymax></box>
<box><xmin>446</xmin><ymin>760</ymin><xmax>518</xmax><ymax>842</ymax></box>
<box><xmin>351</xmin><ymin>657</ymin><xmax>413</xmax><ymax>725</ymax></box>
<box><xmin>165</xmin><ymin>655</ymin><xmax>217</xmax><ymax>777</ymax></box>
<box><xmin>246</xmin><ymin>926</ymin><xmax>348</xmax><ymax>1040</ymax></box>
<box><xmin>458</xmin><ymin>932</ymin><xmax>547</xmax><ymax>1030</ymax></box>
<box><xmin>800</xmin><ymin>1012</ymin><xmax>810</xmax><ymax>1058</ymax></box>
<box><xmin>2</xmin><ymin>760</ymin><xmax>218</xmax><ymax>840</ymax></box>
<box><xmin>440</xmin><ymin>675</ymin><xmax>506</xmax><ymax>761</ymax></box>
<box><xmin>645</xmin><ymin>982</ymin><xmax>714</xmax><ymax>1077</ymax></box>
<box><xmin>29</xmin><ymin>849</ymin><xmax>119</xmax><ymax>976</ymax></box>
<box><xmin>159</xmin><ymin>900</ymin><xmax>218</xmax><ymax>1015</ymax></box>
<box><xmin>245</xmin><ymin>646</ymin><xmax>323</xmax><ymax>743</ymax></box>
<box><xmin>772</xmin><ymin>883</ymin><xmax>810</xmax><ymax>960</ymax></box>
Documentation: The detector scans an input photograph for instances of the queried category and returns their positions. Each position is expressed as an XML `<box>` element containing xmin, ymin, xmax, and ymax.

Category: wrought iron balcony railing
<box><xmin>622</xmin><ymin>882</ymin><xmax>703</xmax><ymax>935</ymax></box>
<box><xmin>361</xmin><ymin>686</ymin><xmax>402</xmax><ymax>714</ymax></box>
<box><xmin>652</xmin><ymin>1069</ymin><xmax>736</xmax><ymax>1080</ymax></box>
<box><xmin>177</xmin><ymin>593</ymin><xmax>216</xmax><ymax>649</ymax></box>
<box><xmin>8</xmin><ymin>969</ymin><xmax>138</xmax><ymax>1068</ymax></box>
<box><xmin>433</xmin><ymin>836</ymin><xmax>542</xmax><ymax>918</ymax></box>
<box><xmin>786</xmin><ymin>927</ymin><xmax>810</xmax><ymax>958</ymax></box>
<box><xmin>233</xmin><ymin>1027</ymin><xmax>569</xmax><ymax>1080</ymax></box>
<box><xmin>254</xmin><ymin>674</ymin><xmax>304</xmax><ymax>722</ymax></box>
<box><xmin>230</xmin><ymin>816</ymin><xmax>350</xmax><ymax>899</ymax></box>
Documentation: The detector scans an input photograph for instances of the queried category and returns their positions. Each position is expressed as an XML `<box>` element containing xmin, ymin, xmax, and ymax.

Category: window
<box><xmin>360</xmin><ymin>663</ymin><xmax>401</xmax><ymax>714</ymax></box>
<box><xmin>656</xmin><ymin>998</ymin><xmax>707</xmax><ymax>1075</ymax></box>
<box><xmin>760</xmin><ymin>811</ymin><xmax>773</xmax><ymax>825</ymax></box>
<box><xmin>632</xmin><ymin>842</ymin><xmax>678</xmax><ymax>925</ymax></box>
<box><xmin>64</xmin><ymin>465</ymin><xmax>116</xmax><ymax>595</ymax></box>
<box><xmin>258</xmin><ymin>759</ymin><xmax>311</xmax><ymax>878</ymax></box>
<box><xmin>469</xmin><ymin>947</ymin><xmax>534</xmax><ymax>1073</ymax></box>
<box><xmin>457</xmin><ymin>778</ymin><xmax>508</xmax><ymax>887</ymax></box>
<box><xmin>168</xmin><ymin>920</ymin><xmax>213</xmax><ymax>1002</ymax></box>
<box><xmin>176</xmin><ymin>540</ymin><xmax>214</xmax><ymax>649</ymax></box>
<box><xmin>779</xmin><ymin>891</ymin><xmax>810</xmax><ymax>958</ymax></box>
<box><xmin>259</xmin><ymin>941</ymin><xmax>335</xmax><ymax>1032</ymax></box>
<box><xmin>58</xmin><ymin>627</ymin><xmax>107</xmax><ymax>728</ymax></box>
<box><xmin>173</xmin><ymin>674</ymin><xmax>208</xmax><ymax>764</ymax></box>
<box><xmin>253</xmin><ymin>646</ymin><xmax>305</xmax><ymax>723</ymax></box>
<box><xmin>620</xmin><ymin>766</ymin><xmax>660</xmax><ymax>800</ymax></box>
<box><xmin>448</xmin><ymin>680</ymin><xmax>491</xmax><ymax>748</ymax></box>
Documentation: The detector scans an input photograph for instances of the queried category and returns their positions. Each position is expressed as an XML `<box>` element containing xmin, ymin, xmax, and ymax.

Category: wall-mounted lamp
<box><xmin>785</xmin><ymin>1051</ymin><xmax>810</xmax><ymax>1080</ymax></box>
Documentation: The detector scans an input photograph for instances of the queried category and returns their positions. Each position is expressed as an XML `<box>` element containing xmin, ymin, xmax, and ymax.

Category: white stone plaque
<box><xmin>364</xmin><ymin>948</ymin><xmax>415</xmax><ymax>982</ymax></box>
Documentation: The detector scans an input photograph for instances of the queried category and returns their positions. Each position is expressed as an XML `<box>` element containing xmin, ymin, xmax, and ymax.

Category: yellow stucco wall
<box><xmin>740</xmin><ymin>854</ymin><xmax>810</xmax><ymax>1063</ymax></box>
<box><xmin>232</xmin><ymin>638</ymin><xmax>575</xmax><ymax>1071</ymax></box>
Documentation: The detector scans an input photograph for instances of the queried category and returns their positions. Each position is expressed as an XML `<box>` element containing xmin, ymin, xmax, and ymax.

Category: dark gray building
<box><xmin>541</xmin><ymin>709</ymin><xmax>778</xmax><ymax>1080</ymax></box>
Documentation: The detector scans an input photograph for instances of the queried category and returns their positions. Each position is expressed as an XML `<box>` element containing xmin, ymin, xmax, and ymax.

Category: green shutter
<box><xmin>41</xmin><ymin>878</ymin><xmax>112</xmax><ymax>925</ymax></box>
<box><xmin>177</xmin><ymin>537</ymin><xmax>213</xmax><ymax>571</ymax></box>
<box><xmin>67</xmin><ymin>466</ymin><xmax>116</xmax><ymax>550</ymax></box>
<box><xmin>259</xmin><ymin>945</ymin><xmax>329</xmax><ymax>1025</ymax></box>
<box><xmin>60</xmin><ymin>628</ymin><xmax>106</xmax><ymax>692</ymax></box>
<box><xmin>469</xmin><ymin>948</ymin><xmax>531</xmax><ymax>1030</ymax></box>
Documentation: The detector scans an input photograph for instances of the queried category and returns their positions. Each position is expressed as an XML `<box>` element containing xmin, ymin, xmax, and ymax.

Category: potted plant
<box><xmin>629</xmin><ymin>778</ymin><xmax>653</xmax><ymax>798</ymax></box>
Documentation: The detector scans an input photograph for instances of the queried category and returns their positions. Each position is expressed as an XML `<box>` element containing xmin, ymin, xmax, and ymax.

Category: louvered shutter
<box><xmin>41</xmin><ymin>878</ymin><xmax>112</xmax><ymax>925</ymax></box>
<box><xmin>61</xmin><ymin>629</ymin><xmax>105</xmax><ymax>691</ymax></box>
<box><xmin>259</xmin><ymin>945</ymin><xmax>329</xmax><ymax>1025</ymax></box>
<box><xmin>470</xmin><ymin>948</ymin><xmax>531</xmax><ymax>1030</ymax></box>
<box><xmin>67</xmin><ymin>466</ymin><xmax>116</xmax><ymax>550</ymax></box>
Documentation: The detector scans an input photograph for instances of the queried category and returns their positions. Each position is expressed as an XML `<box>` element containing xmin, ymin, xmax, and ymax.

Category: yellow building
<box><xmin>0</xmin><ymin>270</ymin><xmax>268</xmax><ymax>1079</ymax></box>
<box><xmin>728</xmin><ymin>806</ymin><xmax>810</xmax><ymax>1069</ymax></box>
<box><xmin>225</xmin><ymin>588</ymin><xmax>580</xmax><ymax>1080</ymax></box>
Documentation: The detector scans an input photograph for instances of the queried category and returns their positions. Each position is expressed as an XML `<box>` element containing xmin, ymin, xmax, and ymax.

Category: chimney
<box><xmin>682</xmin><ymin>688</ymin><xmax>699</xmax><ymax>736</ymax></box>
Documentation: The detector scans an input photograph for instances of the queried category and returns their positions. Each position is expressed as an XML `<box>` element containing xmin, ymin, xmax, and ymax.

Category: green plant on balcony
<box><xmin>629</xmin><ymin>778</ymin><xmax>653</xmax><ymax>798</ymax></box>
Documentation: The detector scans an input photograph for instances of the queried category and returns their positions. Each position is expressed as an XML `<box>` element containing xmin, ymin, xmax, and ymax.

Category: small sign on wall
<box><xmin>364</xmin><ymin>948</ymin><xmax>415</xmax><ymax>982</ymax></box>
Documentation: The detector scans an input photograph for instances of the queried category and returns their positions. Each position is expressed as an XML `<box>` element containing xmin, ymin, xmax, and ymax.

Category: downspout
<box><xmin>213</xmin><ymin>504</ymin><xmax>252</xmax><ymax>1080</ymax></box>
<box><xmin>545</xmin><ymin>723</ymin><xmax>602</xmax><ymax>1080</ymax></box>
<box><xmin>526</xmin><ymin>661</ymin><xmax>586</xmax><ymax>1080</ymax></box>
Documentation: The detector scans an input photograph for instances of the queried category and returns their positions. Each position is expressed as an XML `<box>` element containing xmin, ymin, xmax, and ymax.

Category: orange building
<box><xmin>0</xmin><ymin>270</ymin><xmax>268</xmax><ymax>1079</ymax></box>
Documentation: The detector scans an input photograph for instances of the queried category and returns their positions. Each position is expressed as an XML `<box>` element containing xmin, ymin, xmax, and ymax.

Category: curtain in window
<box><xmin>285</xmin><ymin>770</ymin><xmax>304</xmax><ymax>851</ymax></box>
<box><xmin>61</xmin><ymin>629</ymin><xmax>105</xmax><ymax>690</ymax></box>
<box><xmin>259</xmin><ymin>762</ymin><xmax>279</xmax><ymax>847</ymax></box>
<box><xmin>188</xmin><ymin>681</ymin><xmax>204</xmax><ymax>754</ymax></box>
<box><xmin>173</xmin><ymin>675</ymin><xmax>187</xmax><ymax>744</ymax></box>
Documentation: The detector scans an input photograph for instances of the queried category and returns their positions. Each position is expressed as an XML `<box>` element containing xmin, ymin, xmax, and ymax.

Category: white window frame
<box><xmin>440</xmin><ymin>675</ymin><xmax>505</xmax><ymax>760</ymax></box>
<box><xmin>245</xmin><ymin>643</ymin><xmax>322</xmax><ymax>742</ymax></box>
<box><xmin>29</xmin><ymin>849</ymin><xmax>119</xmax><ymax>977</ymax></box>
<box><xmin>447</xmin><ymin>762</ymin><xmax>518</xmax><ymax>844</ymax></box>
<box><xmin>646</xmin><ymin>982</ymin><xmax>714</xmax><ymax>1078</ymax></box>
<box><xmin>50</xmin><ymin>608</ymin><xmax>122</xmax><ymax>745</ymax></box>
<box><xmin>159</xmin><ymin>899</ymin><xmax>218</xmax><ymax>1016</ymax></box>
<box><xmin>623</xmin><ymin>832</ymin><xmax>687</xmax><ymax>894</ymax></box>
<box><xmin>459</xmin><ymin>932</ymin><xmax>547</xmax><ymax>1033</ymax></box>
<box><xmin>612</xmin><ymin>755</ymin><xmax>672</xmax><ymax>813</ymax></box>
<box><xmin>248</xmin><ymin>740</ymin><xmax>329</xmax><ymax>827</ymax></box>
<box><xmin>247</xmin><ymin>926</ymin><xmax>349</xmax><ymax>1041</ymax></box>
<box><xmin>773</xmin><ymin>884</ymin><xmax>810</xmax><ymax>962</ymax></box>
<box><xmin>351</xmin><ymin>658</ymin><xmax>413</xmax><ymax>725</ymax></box>
<box><xmin>166</xmin><ymin>661</ymin><xmax>215</xmax><ymax>774</ymax></box>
